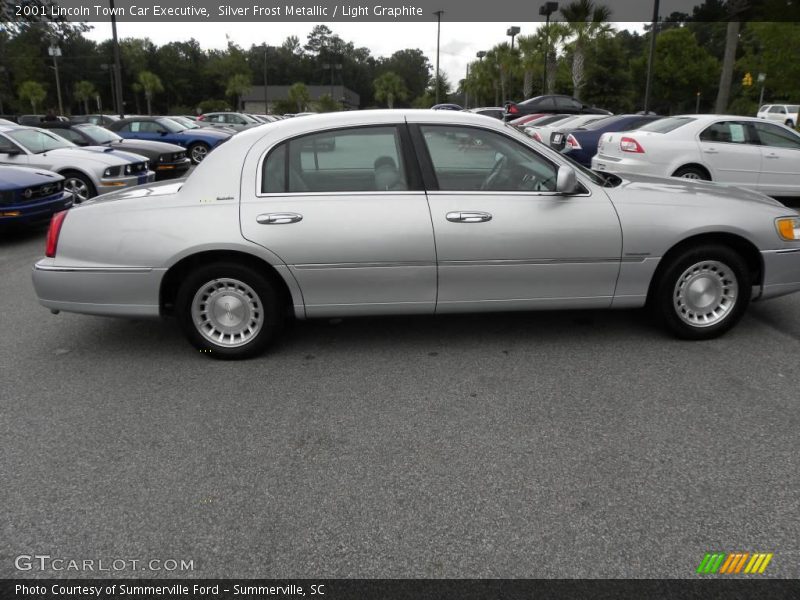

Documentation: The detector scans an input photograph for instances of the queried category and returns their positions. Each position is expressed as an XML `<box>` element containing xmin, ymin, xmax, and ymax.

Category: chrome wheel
<box><xmin>673</xmin><ymin>260</ymin><xmax>738</xmax><ymax>328</ymax></box>
<box><xmin>64</xmin><ymin>177</ymin><xmax>91</xmax><ymax>203</ymax></box>
<box><xmin>190</xmin><ymin>144</ymin><xmax>208</xmax><ymax>163</ymax></box>
<box><xmin>680</xmin><ymin>172</ymin><xmax>703</xmax><ymax>180</ymax></box>
<box><xmin>191</xmin><ymin>278</ymin><xmax>264</xmax><ymax>348</ymax></box>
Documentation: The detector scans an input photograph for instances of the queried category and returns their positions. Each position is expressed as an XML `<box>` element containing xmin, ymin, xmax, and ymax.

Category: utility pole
<box><xmin>539</xmin><ymin>2</ymin><xmax>558</xmax><ymax>95</ymax></box>
<box><xmin>263</xmin><ymin>44</ymin><xmax>269</xmax><ymax>113</ymax></box>
<box><xmin>110</xmin><ymin>0</ymin><xmax>124</xmax><ymax>117</ymax></box>
<box><xmin>434</xmin><ymin>10</ymin><xmax>444</xmax><ymax>104</ymax></box>
<box><xmin>643</xmin><ymin>0</ymin><xmax>660</xmax><ymax>113</ymax></box>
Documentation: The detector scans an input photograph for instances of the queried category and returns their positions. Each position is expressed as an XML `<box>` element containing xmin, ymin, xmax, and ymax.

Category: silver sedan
<box><xmin>32</xmin><ymin>110</ymin><xmax>800</xmax><ymax>359</ymax></box>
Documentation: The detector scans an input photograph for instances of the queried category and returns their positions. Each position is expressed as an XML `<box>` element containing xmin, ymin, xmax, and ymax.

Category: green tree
<box><xmin>137</xmin><ymin>70</ymin><xmax>163</xmax><ymax>115</ymax></box>
<box><xmin>373</xmin><ymin>71</ymin><xmax>407</xmax><ymax>108</ymax></box>
<box><xmin>487</xmin><ymin>43</ymin><xmax>520</xmax><ymax>105</ymax></box>
<box><xmin>380</xmin><ymin>49</ymin><xmax>431</xmax><ymax>103</ymax></box>
<box><xmin>314</xmin><ymin>93</ymin><xmax>341</xmax><ymax>112</ymax></box>
<box><xmin>225</xmin><ymin>73</ymin><xmax>251</xmax><ymax>110</ymax></box>
<box><xmin>18</xmin><ymin>80</ymin><xmax>46</xmax><ymax>113</ymax></box>
<box><xmin>287</xmin><ymin>82</ymin><xmax>311</xmax><ymax>112</ymax></box>
<box><xmin>560</xmin><ymin>0</ymin><xmax>613</xmax><ymax>100</ymax></box>
<box><xmin>73</xmin><ymin>80</ymin><xmax>96</xmax><ymax>114</ymax></box>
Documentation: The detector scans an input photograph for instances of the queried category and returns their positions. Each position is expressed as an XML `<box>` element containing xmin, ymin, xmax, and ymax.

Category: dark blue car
<box><xmin>559</xmin><ymin>114</ymin><xmax>663</xmax><ymax>167</ymax></box>
<box><xmin>0</xmin><ymin>166</ymin><xmax>73</xmax><ymax>226</ymax></box>
<box><xmin>107</xmin><ymin>117</ymin><xmax>231</xmax><ymax>164</ymax></box>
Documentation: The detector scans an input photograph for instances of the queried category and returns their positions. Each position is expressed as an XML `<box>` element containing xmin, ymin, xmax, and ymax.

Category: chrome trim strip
<box><xmin>767</xmin><ymin>248</ymin><xmax>800</xmax><ymax>255</ymax></box>
<box><xmin>290</xmin><ymin>257</ymin><xmax>637</xmax><ymax>269</ymax></box>
<box><xmin>34</xmin><ymin>265</ymin><xmax>153</xmax><ymax>273</ymax></box>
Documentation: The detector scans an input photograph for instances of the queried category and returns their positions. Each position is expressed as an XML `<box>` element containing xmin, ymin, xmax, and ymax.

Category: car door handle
<box><xmin>256</xmin><ymin>212</ymin><xmax>303</xmax><ymax>224</ymax></box>
<box><xmin>764</xmin><ymin>153</ymin><xmax>780</xmax><ymax>159</ymax></box>
<box><xmin>446</xmin><ymin>211</ymin><xmax>492</xmax><ymax>223</ymax></box>
<box><xmin>703</xmin><ymin>148</ymin><xmax>719</xmax><ymax>154</ymax></box>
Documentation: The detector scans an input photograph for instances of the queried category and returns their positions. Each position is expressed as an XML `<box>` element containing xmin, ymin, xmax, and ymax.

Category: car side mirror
<box><xmin>556</xmin><ymin>165</ymin><xmax>580</xmax><ymax>194</ymax></box>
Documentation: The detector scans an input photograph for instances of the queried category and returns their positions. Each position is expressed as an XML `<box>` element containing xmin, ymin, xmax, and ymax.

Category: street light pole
<box><xmin>433</xmin><ymin>10</ymin><xmax>444</xmax><ymax>104</ymax></box>
<box><xmin>643</xmin><ymin>0</ymin><xmax>660</xmax><ymax>113</ymax></box>
<box><xmin>539</xmin><ymin>2</ymin><xmax>558</xmax><ymax>95</ymax></box>
<box><xmin>109</xmin><ymin>0</ymin><xmax>124</xmax><ymax>117</ymax></box>
<box><xmin>264</xmin><ymin>42</ymin><xmax>269</xmax><ymax>115</ymax></box>
<box><xmin>507</xmin><ymin>26</ymin><xmax>521</xmax><ymax>50</ymax></box>
<box><xmin>48</xmin><ymin>45</ymin><xmax>64</xmax><ymax>116</ymax></box>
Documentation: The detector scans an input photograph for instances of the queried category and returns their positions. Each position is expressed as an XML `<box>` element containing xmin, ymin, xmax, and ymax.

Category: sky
<box><xmin>83</xmin><ymin>21</ymin><xmax>646</xmax><ymax>93</ymax></box>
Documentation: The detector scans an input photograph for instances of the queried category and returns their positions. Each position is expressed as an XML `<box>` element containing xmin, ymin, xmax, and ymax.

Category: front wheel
<box><xmin>651</xmin><ymin>245</ymin><xmax>751</xmax><ymax>340</ymax></box>
<box><xmin>188</xmin><ymin>142</ymin><xmax>210</xmax><ymax>164</ymax></box>
<box><xmin>62</xmin><ymin>172</ymin><xmax>96</xmax><ymax>204</ymax></box>
<box><xmin>176</xmin><ymin>262</ymin><xmax>284</xmax><ymax>359</ymax></box>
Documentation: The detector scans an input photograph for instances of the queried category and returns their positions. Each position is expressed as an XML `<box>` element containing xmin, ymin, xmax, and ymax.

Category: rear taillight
<box><xmin>620</xmin><ymin>136</ymin><xmax>645</xmax><ymax>153</ymax></box>
<box><xmin>565</xmin><ymin>134</ymin><xmax>581</xmax><ymax>150</ymax></box>
<box><xmin>197</xmin><ymin>114</ymin><xmax>206</xmax><ymax>121</ymax></box>
<box><xmin>532</xmin><ymin>131</ymin><xmax>543</xmax><ymax>142</ymax></box>
<box><xmin>509</xmin><ymin>104</ymin><xmax>519</xmax><ymax>114</ymax></box>
<box><xmin>45</xmin><ymin>210</ymin><xmax>68</xmax><ymax>258</ymax></box>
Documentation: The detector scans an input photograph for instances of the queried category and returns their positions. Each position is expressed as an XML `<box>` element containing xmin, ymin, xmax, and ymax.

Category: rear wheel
<box><xmin>176</xmin><ymin>262</ymin><xmax>284</xmax><ymax>359</ymax></box>
<box><xmin>672</xmin><ymin>166</ymin><xmax>710</xmax><ymax>181</ymax></box>
<box><xmin>188</xmin><ymin>142</ymin><xmax>210</xmax><ymax>164</ymax></box>
<box><xmin>61</xmin><ymin>172</ymin><xmax>95</xmax><ymax>203</ymax></box>
<box><xmin>786</xmin><ymin>119</ymin><xmax>795</xmax><ymax>128</ymax></box>
<box><xmin>651</xmin><ymin>244</ymin><xmax>750</xmax><ymax>340</ymax></box>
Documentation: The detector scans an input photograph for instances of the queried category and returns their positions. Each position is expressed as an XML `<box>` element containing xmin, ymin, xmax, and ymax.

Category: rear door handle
<box><xmin>702</xmin><ymin>148</ymin><xmax>719</xmax><ymax>154</ymax></box>
<box><xmin>256</xmin><ymin>212</ymin><xmax>303</xmax><ymax>224</ymax></box>
<box><xmin>446</xmin><ymin>211</ymin><xmax>492</xmax><ymax>223</ymax></box>
<box><xmin>764</xmin><ymin>153</ymin><xmax>780</xmax><ymax>159</ymax></box>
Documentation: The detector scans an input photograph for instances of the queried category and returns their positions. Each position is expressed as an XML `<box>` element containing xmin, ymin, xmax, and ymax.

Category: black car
<box><xmin>40</xmin><ymin>122</ymin><xmax>191</xmax><ymax>180</ymax></box>
<box><xmin>503</xmin><ymin>95</ymin><xmax>611</xmax><ymax>122</ymax></box>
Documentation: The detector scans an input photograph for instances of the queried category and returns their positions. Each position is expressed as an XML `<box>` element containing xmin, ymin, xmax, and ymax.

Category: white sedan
<box><xmin>591</xmin><ymin>115</ymin><xmax>800</xmax><ymax>197</ymax></box>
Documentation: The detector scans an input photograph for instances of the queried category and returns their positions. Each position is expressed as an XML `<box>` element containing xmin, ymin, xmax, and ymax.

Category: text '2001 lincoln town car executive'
<box><xmin>32</xmin><ymin>110</ymin><xmax>800</xmax><ymax>359</ymax></box>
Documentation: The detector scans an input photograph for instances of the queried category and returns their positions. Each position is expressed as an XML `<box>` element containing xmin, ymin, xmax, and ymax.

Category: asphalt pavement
<box><xmin>1</xmin><ymin>222</ymin><xmax>799</xmax><ymax>579</ymax></box>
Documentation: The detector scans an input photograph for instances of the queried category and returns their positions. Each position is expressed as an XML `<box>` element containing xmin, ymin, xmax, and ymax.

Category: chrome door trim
<box><xmin>33</xmin><ymin>265</ymin><xmax>153</xmax><ymax>273</ymax></box>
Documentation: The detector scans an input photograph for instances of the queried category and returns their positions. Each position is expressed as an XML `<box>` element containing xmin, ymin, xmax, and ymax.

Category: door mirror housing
<box><xmin>555</xmin><ymin>165</ymin><xmax>580</xmax><ymax>194</ymax></box>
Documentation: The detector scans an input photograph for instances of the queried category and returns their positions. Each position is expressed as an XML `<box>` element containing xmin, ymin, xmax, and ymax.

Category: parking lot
<box><xmin>2</xmin><ymin>221</ymin><xmax>799</xmax><ymax>579</ymax></box>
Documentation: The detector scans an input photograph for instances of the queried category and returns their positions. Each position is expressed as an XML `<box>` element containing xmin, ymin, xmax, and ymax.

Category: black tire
<box><xmin>175</xmin><ymin>262</ymin><xmax>284</xmax><ymax>359</ymax></box>
<box><xmin>672</xmin><ymin>165</ymin><xmax>710</xmax><ymax>181</ymax></box>
<box><xmin>188</xmin><ymin>142</ymin><xmax>210</xmax><ymax>164</ymax></box>
<box><xmin>61</xmin><ymin>171</ymin><xmax>96</xmax><ymax>204</ymax></box>
<box><xmin>785</xmin><ymin>119</ymin><xmax>795</xmax><ymax>128</ymax></box>
<box><xmin>651</xmin><ymin>244</ymin><xmax>751</xmax><ymax>340</ymax></box>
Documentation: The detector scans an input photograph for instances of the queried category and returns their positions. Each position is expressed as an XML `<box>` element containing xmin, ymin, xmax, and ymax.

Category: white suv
<box><xmin>757</xmin><ymin>104</ymin><xmax>799</xmax><ymax>128</ymax></box>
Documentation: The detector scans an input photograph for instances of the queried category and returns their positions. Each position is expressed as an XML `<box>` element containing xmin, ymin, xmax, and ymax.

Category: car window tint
<box><xmin>117</xmin><ymin>123</ymin><xmax>131</xmax><ymax>132</ymax></box>
<box><xmin>421</xmin><ymin>125</ymin><xmax>558</xmax><ymax>192</ymax></box>
<box><xmin>753</xmin><ymin>122</ymin><xmax>800</xmax><ymax>149</ymax></box>
<box><xmin>555</xmin><ymin>97</ymin><xmax>581</xmax><ymax>110</ymax></box>
<box><xmin>51</xmin><ymin>128</ymin><xmax>84</xmax><ymax>144</ymax></box>
<box><xmin>699</xmin><ymin>122</ymin><xmax>749</xmax><ymax>144</ymax></box>
<box><xmin>0</xmin><ymin>134</ymin><xmax>20</xmax><ymax>153</ymax></box>
<box><xmin>263</xmin><ymin>126</ymin><xmax>408</xmax><ymax>193</ymax></box>
<box><xmin>768</xmin><ymin>106</ymin><xmax>786</xmax><ymax>114</ymax></box>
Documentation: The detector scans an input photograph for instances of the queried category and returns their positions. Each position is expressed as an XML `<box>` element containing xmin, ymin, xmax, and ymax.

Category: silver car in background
<box><xmin>0</xmin><ymin>125</ymin><xmax>154</xmax><ymax>202</ymax></box>
<box><xmin>32</xmin><ymin>110</ymin><xmax>800</xmax><ymax>359</ymax></box>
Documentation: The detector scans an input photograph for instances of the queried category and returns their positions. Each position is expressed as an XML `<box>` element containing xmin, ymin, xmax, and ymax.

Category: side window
<box><xmin>117</xmin><ymin>123</ymin><xmax>131</xmax><ymax>133</ymax></box>
<box><xmin>555</xmin><ymin>96</ymin><xmax>582</xmax><ymax>111</ymax></box>
<box><xmin>699</xmin><ymin>122</ymin><xmax>749</xmax><ymax>144</ymax></box>
<box><xmin>753</xmin><ymin>122</ymin><xmax>800</xmax><ymax>150</ymax></box>
<box><xmin>139</xmin><ymin>121</ymin><xmax>163</xmax><ymax>133</ymax></box>
<box><xmin>420</xmin><ymin>125</ymin><xmax>558</xmax><ymax>192</ymax></box>
<box><xmin>261</xmin><ymin>126</ymin><xmax>408</xmax><ymax>193</ymax></box>
<box><xmin>769</xmin><ymin>106</ymin><xmax>786</xmax><ymax>114</ymax></box>
<box><xmin>0</xmin><ymin>135</ymin><xmax>20</xmax><ymax>153</ymax></box>
<box><xmin>52</xmin><ymin>129</ymin><xmax>84</xmax><ymax>144</ymax></box>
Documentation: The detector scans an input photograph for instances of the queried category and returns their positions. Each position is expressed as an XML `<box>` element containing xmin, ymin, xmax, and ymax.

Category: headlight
<box><xmin>103</xmin><ymin>166</ymin><xmax>121</xmax><ymax>177</ymax></box>
<box><xmin>159</xmin><ymin>155</ymin><xmax>166</xmax><ymax>162</ymax></box>
<box><xmin>776</xmin><ymin>217</ymin><xmax>800</xmax><ymax>241</ymax></box>
<box><xmin>125</xmin><ymin>164</ymin><xmax>132</xmax><ymax>175</ymax></box>
<box><xmin>144</xmin><ymin>161</ymin><xmax>149</xmax><ymax>170</ymax></box>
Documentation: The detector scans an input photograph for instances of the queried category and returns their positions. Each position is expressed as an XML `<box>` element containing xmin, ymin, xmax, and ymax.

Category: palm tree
<box><xmin>373</xmin><ymin>71</ymin><xmax>407</xmax><ymax>108</ymax></box>
<box><xmin>137</xmin><ymin>70</ymin><xmax>163</xmax><ymax>115</ymax></box>
<box><xmin>487</xmin><ymin>43</ymin><xmax>520</xmax><ymax>105</ymax></box>
<box><xmin>73</xmin><ymin>80</ymin><xmax>96</xmax><ymax>115</ymax></box>
<box><xmin>560</xmin><ymin>0</ymin><xmax>612</xmax><ymax>100</ymax></box>
<box><xmin>287</xmin><ymin>83</ymin><xmax>311</xmax><ymax>112</ymax></box>
<box><xmin>18</xmin><ymin>81</ymin><xmax>46</xmax><ymax>113</ymax></box>
<box><xmin>225</xmin><ymin>73</ymin><xmax>252</xmax><ymax>111</ymax></box>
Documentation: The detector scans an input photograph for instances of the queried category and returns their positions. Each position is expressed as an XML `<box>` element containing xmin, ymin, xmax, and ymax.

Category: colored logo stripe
<box><xmin>697</xmin><ymin>552</ymin><xmax>773</xmax><ymax>574</ymax></box>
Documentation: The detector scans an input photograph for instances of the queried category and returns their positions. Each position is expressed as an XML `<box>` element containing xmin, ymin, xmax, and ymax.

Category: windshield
<box><xmin>6</xmin><ymin>128</ymin><xmax>74</xmax><ymax>153</ymax></box>
<box><xmin>156</xmin><ymin>118</ymin><xmax>186</xmax><ymax>133</ymax></box>
<box><xmin>575</xmin><ymin>115</ymin><xmax>613</xmax><ymax>129</ymax></box>
<box><xmin>78</xmin><ymin>124</ymin><xmax>121</xmax><ymax>144</ymax></box>
<box><xmin>171</xmin><ymin>117</ymin><xmax>199</xmax><ymax>129</ymax></box>
<box><xmin>637</xmin><ymin>116</ymin><xmax>695</xmax><ymax>133</ymax></box>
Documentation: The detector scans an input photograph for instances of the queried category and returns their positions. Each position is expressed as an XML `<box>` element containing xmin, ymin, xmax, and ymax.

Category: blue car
<box><xmin>0</xmin><ymin>166</ymin><xmax>73</xmax><ymax>226</ymax></box>
<box><xmin>559</xmin><ymin>114</ymin><xmax>663</xmax><ymax>167</ymax></box>
<box><xmin>107</xmin><ymin>117</ymin><xmax>231</xmax><ymax>164</ymax></box>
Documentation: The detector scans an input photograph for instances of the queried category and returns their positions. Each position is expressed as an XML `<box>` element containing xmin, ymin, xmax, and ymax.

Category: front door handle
<box><xmin>703</xmin><ymin>147</ymin><xmax>719</xmax><ymax>154</ymax></box>
<box><xmin>446</xmin><ymin>211</ymin><xmax>492</xmax><ymax>223</ymax></box>
<box><xmin>257</xmin><ymin>212</ymin><xmax>303</xmax><ymax>224</ymax></box>
<box><xmin>764</xmin><ymin>153</ymin><xmax>780</xmax><ymax>159</ymax></box>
